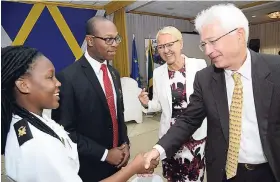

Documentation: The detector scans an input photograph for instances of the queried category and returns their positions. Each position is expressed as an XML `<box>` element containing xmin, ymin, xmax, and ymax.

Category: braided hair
<box><xmin>1</xmin><ymin>45</ymin><xmax>61</xmax><ymax>154</ymax></box>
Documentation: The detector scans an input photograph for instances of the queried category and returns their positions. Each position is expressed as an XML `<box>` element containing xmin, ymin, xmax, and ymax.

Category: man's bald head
<box><xmin>86</xmin><ymin>16</ymin><xmax>112</xmax><ymax>35</ymax></box>
<box><xmin>85</xmin><ymin>15</ymin><xmax>119</xmax><ymax>62</ymax></box>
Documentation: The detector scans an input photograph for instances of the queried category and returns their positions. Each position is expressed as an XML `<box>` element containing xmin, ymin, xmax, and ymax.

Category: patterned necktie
<box><xmin>100</xmin><ymin>64</ymin><xmax>118</xmax><ymax>147</ymax></box>
<box><xmin>226</xmin><ymin>72</ymin><xmax>243</xmax><ymax>179</ymax></box>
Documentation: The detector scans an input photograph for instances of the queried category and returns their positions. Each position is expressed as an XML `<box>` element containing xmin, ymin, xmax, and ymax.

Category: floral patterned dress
<box><xmin>162</xmin><ymin>65</ymin><xmax>206</xmax><ymax>182</ymax></box>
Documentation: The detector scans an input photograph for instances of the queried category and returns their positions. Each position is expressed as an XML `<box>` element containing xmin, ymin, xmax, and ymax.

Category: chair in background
<box><xmin>120</xmin><ymin>77</ymin><xmax>143</xmax><ymax>124</ymax></box>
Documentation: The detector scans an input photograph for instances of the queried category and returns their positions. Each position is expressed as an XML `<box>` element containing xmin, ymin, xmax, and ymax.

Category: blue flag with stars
<box><xmin>130</xmin><ymin>34</ymin><xmax>141</xmax><ymax>87</ymax></box>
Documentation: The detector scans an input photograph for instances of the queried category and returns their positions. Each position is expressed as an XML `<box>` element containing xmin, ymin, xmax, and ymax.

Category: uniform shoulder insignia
<box><xmin>13</xmin><ymin>119</ymin><xmax>33</xmax><ymax>146</ymax></box>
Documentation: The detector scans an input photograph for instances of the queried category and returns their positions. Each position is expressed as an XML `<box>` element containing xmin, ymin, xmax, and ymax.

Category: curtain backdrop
<box><xmin>249</xmin><ymin>21</ymin><xmax>280</xmax><ymax>55</ymax></box>
<box><xmin>113</xmin><ymin>8</ymin><xmax>130</xmax><ymax>77</ymax></box>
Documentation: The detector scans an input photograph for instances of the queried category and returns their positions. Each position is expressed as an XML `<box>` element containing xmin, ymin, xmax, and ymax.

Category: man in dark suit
<box><xmin>51</xmin><ymin>16</ymin><xmax>130</xmax><ymax>182</ymax></box>
<box><xmin>144</xmin><ymin>4</ymin><xmax>280</xmax><ymax>182</ymax></box>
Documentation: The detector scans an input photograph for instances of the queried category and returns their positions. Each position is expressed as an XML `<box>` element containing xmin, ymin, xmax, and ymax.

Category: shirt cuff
<box><xmin>101</xmin><ymin>149</ymin><xmax>108</xmax><ymax>161</ymax></box>
<box><xmin>153</xmin><ymin>144</ymin><xmax>167</xmax><ymax>160</ymax></box>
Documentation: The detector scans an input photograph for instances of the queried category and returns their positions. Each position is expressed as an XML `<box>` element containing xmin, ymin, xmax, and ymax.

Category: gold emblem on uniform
<box><xmin>18</xmin><ymin>126</ymin><xmax>26</xmax><ymax>137</ymax></box>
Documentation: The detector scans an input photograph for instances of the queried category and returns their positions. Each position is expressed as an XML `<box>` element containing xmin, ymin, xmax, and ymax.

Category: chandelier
<box><xmin>268</xmin><ymin>11</ymin><xmax>280</xmax><ymax>19</ymax></box>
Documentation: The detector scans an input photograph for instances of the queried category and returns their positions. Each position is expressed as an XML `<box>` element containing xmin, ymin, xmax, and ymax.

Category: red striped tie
<box><xmin>100</xmin><ymin>64</ymin><xmax>118</xmax><ymax>147</ymax></box>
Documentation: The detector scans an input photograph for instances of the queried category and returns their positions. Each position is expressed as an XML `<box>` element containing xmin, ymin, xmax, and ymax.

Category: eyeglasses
<box><xmin>199</xmin><ymin>28</ymin><xmax>238</xmax><ymax>52</ymax></box>
<box><xmin>87</xmin><ymin>34</ymin><xmax>122</xmax><ymax>45</ymax></box>
<box><xmin>157</xmin><ymin>40</ymin><xmax>179</xmax><ymax>51</ymax></box>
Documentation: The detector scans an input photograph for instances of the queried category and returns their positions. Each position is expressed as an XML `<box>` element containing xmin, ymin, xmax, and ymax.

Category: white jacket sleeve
<box><xmin>143</xmin><ymin>71</ymin><xmax>162</xmax><ymax>113</ymax></box>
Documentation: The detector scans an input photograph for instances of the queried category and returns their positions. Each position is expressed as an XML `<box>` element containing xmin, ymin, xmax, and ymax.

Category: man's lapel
<box><xmin>80</xmin><ymin>56</ymin><xmax>109</xmax><ymax>112</ymax></box>
<box><xmin>212</xmin><ymin>67</ymin><xmax>229</xmax><ymax>144</ymax></box>
<box><xmin>250</xmin><ymin>50</ymin><xmax>273</xmax><ymax>139</ymax></box>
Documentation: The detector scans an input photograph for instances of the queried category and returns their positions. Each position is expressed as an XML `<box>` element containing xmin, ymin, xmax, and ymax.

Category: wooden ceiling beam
<box><xmin>239</xmin><ymin>1</ymin><xmax>274</xmax><ymax>9</ymax></box>
<box><xmin>104</xmin><ymin>0</ymin><xmax>136</xmax><ymax>15</ymax></box>
<box><xmin>128</xmin><ymin>10</ymin><xmax>192</xmax><ymax>21</ymax></box>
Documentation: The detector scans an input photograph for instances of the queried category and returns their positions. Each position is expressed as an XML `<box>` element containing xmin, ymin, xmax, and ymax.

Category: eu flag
<box><xmin>130</xmin><ymin>34</ymin><xmax>141</xmax><ymax>87</ymax></box>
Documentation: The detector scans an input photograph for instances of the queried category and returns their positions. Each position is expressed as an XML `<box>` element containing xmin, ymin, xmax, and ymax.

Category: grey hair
<box><xmin>194</xmin><ymin>3</ymin><xmax>249</xmax><ymax>43</ymax></box>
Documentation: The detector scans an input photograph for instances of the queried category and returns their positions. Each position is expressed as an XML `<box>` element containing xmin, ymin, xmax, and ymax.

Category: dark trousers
<box><xmin>223</xmin><ymin>163</ymin><xmax>276</xmax><ymax>182</ymax></box>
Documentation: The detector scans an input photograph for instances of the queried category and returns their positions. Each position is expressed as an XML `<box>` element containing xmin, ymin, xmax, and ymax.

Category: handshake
<box><xmin>100</xmin><ymin>149</ymin><xmax>161</xmax><ymax>182</ymax></box>
<box><xmin>127</xmin><ymin>149</ymin><xmax>161</xmax><ymax>175</ymax></box>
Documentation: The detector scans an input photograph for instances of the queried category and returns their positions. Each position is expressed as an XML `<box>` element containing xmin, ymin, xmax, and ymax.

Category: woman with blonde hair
<box><xmin>139</xmin><ymin>26</ymin><xmax>207</xmax><ymax>182</ymax></box>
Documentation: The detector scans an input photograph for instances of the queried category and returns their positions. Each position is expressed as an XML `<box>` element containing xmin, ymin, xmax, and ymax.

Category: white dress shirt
<box><xmin>84</xmin><ymin>50</ymin><xmax>117</xmax><ymax>161</ymax></box>
<box><xmin>5</xmin><ymin>114</ymin><xmax>82</xmax><ymax>182</ymax></box>
<box><xmin>155</xmin><ymin>49</ymin><xmax>267</xmax><ymax>164</ymax></box>
<box><xmin>224</xmin><ymin>49</ymin><xmax>267</xmax><ymax>164</ymax></box>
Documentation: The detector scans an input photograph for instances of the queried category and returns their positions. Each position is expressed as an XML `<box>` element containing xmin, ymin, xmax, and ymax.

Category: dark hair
<box><xmin>85</xmin><ymin>16</ymin><xmax>109</xmax><ymax>35</ymax></box>
<box><xmin>278</xmin><ymin>51</ymin><xmax>280</xmax><ymax>55</ymax></box>
<box><xmin>1</xmin><ymin>45</ymin><xmax>60</xmax><ymax>154</ymax></box>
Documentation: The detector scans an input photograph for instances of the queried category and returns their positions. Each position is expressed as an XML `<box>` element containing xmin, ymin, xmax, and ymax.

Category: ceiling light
<box><xmin>252</xmin><ymin>15</ymin><xmax>256</xmax><ymax>18</ymax></box>
<box><xmin>268</xmin><ymin>11</ymin><xmax>280</xmax><ymax>19</ymax></box>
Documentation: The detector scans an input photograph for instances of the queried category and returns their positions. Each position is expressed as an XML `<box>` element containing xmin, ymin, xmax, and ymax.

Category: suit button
<box><xmin>109</xmin><ymin>126</ymin><xmax>112</xmax><ymax>130</ymax></box>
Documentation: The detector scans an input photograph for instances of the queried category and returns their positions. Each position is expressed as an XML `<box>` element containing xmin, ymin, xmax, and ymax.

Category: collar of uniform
<box><xmin>30</xmin><ymin>112</ymin><xmax>48</xmax><ymax>124</ymax></box>
<box><xmin>85</xmin><ymin>49</ymin><xmax>107</xmax><ymax>75</ymax></box>
<box><xmin>224</xmin><ymin>48</ymin><xmax>252</xmax><ymax>81</ymax></box>
<box><xmin>30</xmin><ymin>112</ymin><xmax>68</xmax><ymax>134</ymax></box>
